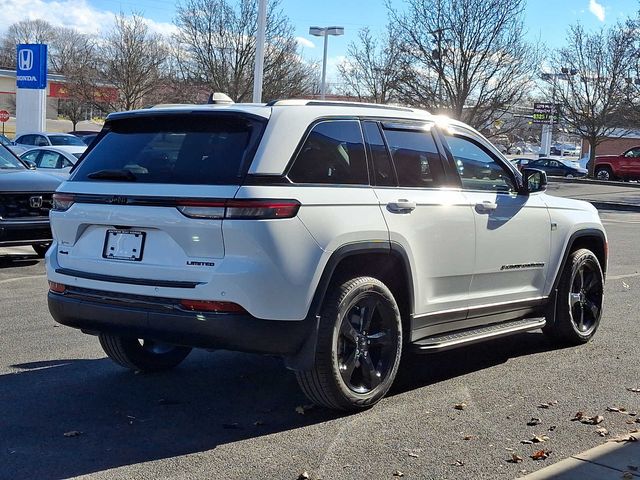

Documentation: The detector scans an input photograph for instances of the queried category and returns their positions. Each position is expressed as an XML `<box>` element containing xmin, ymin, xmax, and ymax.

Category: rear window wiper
<box><xmin>87</xmin><ymin>169</ymin><xmax>137</xmax><ymax>181</ymax></box>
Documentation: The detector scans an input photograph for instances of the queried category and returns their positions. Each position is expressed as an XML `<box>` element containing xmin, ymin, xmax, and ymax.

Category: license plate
<box><xmin>102</xmin><ymin>230</ymin><xmax>145</xmax><ymax>261</ymax></box>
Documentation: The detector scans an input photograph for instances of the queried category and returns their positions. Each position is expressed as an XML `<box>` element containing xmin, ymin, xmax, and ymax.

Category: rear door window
<box><xmin>288</xmin><ymin>120</ymin><xmax>368</xmax><ymax>185</ymax></box>
<box><xmin>71</xmin><ymin>114</ymin><xmax>266</xmax><ymax>185</ymax></box>
<box><xmin>382</xmin><ymin>127</ymin><xmax>446</xmax><ymax>188</ymax></box>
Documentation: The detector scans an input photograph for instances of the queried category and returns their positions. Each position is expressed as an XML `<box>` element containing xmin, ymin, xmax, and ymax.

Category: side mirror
<box><xmin>522</xmin><ymin>168</ymin><xmax>547</xmax><ymax>193</ymax></box>
<box><xmin>23</xmin><ymin>159</ymin><xmax>36</xmax><ymax>170</ymax></box>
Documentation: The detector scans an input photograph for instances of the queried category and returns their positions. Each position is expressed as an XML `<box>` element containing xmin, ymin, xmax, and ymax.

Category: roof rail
<box><xmin>206</xmin><ymin>92</ymin><xmax>234</xmax><ymax>104</ymax></box>
<box><xmin>266</xmin><ymin>99</ymin><xmax>415</xmax><ymax>112</ymax></box>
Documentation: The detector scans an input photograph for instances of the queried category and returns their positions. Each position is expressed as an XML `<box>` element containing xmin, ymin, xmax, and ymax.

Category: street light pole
<box><xmin>309</xmin><ymin>26</ymin><xmax>344</xmax><ymax>100</ymax></box>
<box><xmin>252</xmin><ymin>0</ymin><xmax>267</xmax><ymax>103</ymax></box>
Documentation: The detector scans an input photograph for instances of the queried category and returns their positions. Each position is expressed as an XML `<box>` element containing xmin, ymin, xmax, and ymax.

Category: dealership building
<box><xmin>0</xmin><ymin>68</ymin><xmax>71</xmax><ymax>119</ymax></box>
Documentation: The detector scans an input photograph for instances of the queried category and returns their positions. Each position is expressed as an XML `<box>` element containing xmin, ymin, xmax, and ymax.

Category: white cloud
<box><xmin>296</xmin><ymin>37</ymin><xmax>315</xmax><ymax>49</ymax></box>
<box><xmin>0</xmin><ymin>0</ymin><xmax>176</xmax><ymax>37</ymax></box>
<box><xmin>588</xmin><ymin>0</ymin><xmax>605</xmax><ymax>22</ymax></box>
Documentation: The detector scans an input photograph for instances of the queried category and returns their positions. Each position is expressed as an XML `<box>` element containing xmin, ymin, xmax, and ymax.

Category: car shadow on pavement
<box><xmin>391</xmin><ymin>331</ymin><xmax>562</xmax><ymax>394</ymax></box>
<box><xmin>0</xmin><ymin>332</ymin><xmax>562</xmax><ymax>480</ymax></box>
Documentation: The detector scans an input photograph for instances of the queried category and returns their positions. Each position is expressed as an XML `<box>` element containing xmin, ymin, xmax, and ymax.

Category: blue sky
<box><xmin>2</xmin><ymin>0</ymin><xmax>637</xmax><ymax>81</ymax></box>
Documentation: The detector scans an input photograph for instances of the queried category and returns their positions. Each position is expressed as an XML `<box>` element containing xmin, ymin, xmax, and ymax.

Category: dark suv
<box><xmin>0</xmin><ymin>143</ymin><xmax>62</xmax><ymax>257</ymax></box>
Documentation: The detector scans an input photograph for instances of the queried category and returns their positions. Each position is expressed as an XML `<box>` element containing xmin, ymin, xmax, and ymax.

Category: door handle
<box><xmin>475</xmin><ymin>201</ymin><xmax>498</xmax><ymax>213</ymax></box>
<box><xmin>387</xmin><ymin>199</ymin><xmax>416</xmax><ymax>213</ymax></box>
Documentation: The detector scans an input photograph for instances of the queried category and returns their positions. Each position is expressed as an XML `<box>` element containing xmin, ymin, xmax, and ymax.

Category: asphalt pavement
<box><xmin>1</xmin><ymin>210</ymin><xmax>639</xmax><ymax>480</ymax></box>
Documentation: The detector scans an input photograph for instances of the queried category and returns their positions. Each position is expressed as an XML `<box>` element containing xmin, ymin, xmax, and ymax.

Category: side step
<box><xmin>411</xmin><ymin>317</ymin><xmax>546</xmax><ymax>353</ymax></box>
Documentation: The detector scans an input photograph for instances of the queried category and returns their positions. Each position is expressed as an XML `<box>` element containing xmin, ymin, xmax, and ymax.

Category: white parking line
<box><xmin>0</xmin><ymin>275</ymin><xmax>46</xmax><ymax>284</ymax></box>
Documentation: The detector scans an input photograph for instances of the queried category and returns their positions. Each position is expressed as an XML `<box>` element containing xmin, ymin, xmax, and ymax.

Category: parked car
<box><xmin>13</xmin><ymin>132</ymin><xmax>88</xmax><ymax>154</ymax></box>
<box><xmin>527</xmin><ymin>158</ymin><xmax>587</xmax><ymax>177</ymax></box>
<box><xmin>0</xmin><ymin>143</ymin><xmax>62</xmax><ymax>257</ymax></box>
<box><xmin>68</xmin><ymin>131</ymin><xmax>100</xmax><ymax>146</ymax></box>
<box><xmin>593</xmin><ymin>146</ymin><xmax>640</xmax><ymax>181</ymax></box>
<box><xmin>46</xmin><ymin>100</ymin><xmax>607</xmax><ymax>411</ymax></box>
<box><xmin>20</xmin><ymin>146</ymin><xmax>86</xmax><ymax>177</ymax></box>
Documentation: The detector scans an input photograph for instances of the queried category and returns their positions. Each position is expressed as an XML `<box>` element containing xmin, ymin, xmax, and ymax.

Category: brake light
<box><xmin>179</xmin><ymin>299</ymin><xmax>247</xmax><ymax>313</ymax></box>
<box><xmin>52</xmin><ymin>193</ymin><xmax>75</xmax><ymax>211</ymax></box>
<box><xmin>48</xmin><ymin>281</ymin><xmax>66</xmax><ymax>293</ymax></box>
<box><xmin>176</xmin><ymin>199</ymin><xmax>300</xmax><ymax>220</ymax></box>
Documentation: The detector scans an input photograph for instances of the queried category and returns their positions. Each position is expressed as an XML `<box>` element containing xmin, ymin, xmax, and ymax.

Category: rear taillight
<box><xmin>52</xmin><ymin>193</ymin><xmax>75</xmax><ymax>211</ymax></box>
<box><xmin>48</xmin><ymin>281</ymin><xmax>66</xmax><ymax>293</ymax></box>
<box><xmin>179</xmin><ymin>299</ymin><xmax>247</xmax><ymax>313</ymax></box>
<box><xmin>177</xmin><ymin>199</ymin><xmax>300</xmax><ymax>220</ymax></box>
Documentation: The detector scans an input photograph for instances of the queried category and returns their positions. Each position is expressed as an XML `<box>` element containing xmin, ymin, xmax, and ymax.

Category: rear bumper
<box><xmin>48</xmin><ymin>289</ymin><xmax>314</xmax><ymax>357</ymax></box>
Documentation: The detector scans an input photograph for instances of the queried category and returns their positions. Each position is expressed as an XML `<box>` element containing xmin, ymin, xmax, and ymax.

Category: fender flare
<box><xmin>284</xmin><ymin>241</ymin><xmax>414</xmax><ymax>371</ymax></box>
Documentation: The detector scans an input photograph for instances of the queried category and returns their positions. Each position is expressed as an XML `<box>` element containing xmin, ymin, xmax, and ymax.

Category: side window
<box><xmin>19</xmin><ymin>135</ymin><xmax>34</xmax><ymax>145</ymax></box>
<box><xmin>443</xmin><ymin>134</ymin><xmax>515</xmax><ymax>192</ymax></box>
<box><xmin>38</xmin><ymin>151</ymin><xmax>62</xmax><ymax>168</ymax></box>
<box><xmin>382</xmin><ymin>127</ymin><xmax>446</xmax><ymax>188</ymax></box>
<box><xmin>21</xmin><ymin>151</ymin><xmax>39</xmax><ymax>162</ymax></box>
<box><xmin>289</xmin><ymin>120</ymin><xmax>368</xmax><ymax>185</ymax></box>
<box><xmin>35</xmin><ymin>135</ymin><xmax>49</xmax><ymax>147</ymax></box>
<box><xmin>62</xmin><ymin>157</ymin><xmax>74</xmax><ymax>167</ymax></box>
<box><xmin>362</xmin><ymin>121</ymin><xmax>395</xmax><ymax>186</ymax></box>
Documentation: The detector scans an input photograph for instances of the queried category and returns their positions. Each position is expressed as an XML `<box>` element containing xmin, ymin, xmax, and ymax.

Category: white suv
<box><xmin>46</xmin><ymin>100</ymin><xmax>607</xmax><ymax>410</ymax></box>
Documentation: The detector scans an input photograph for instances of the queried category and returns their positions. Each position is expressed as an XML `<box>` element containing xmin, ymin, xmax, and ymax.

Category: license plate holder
<box><xmin>102</xmin><ymin>229</ymin><xmax>145</xmax><ymax>261</ymax></box>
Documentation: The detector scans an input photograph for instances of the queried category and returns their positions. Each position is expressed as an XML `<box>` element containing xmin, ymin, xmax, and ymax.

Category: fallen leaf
<box><xmin>607</xmin><ymin>407</ymin><xmax>621</xmax><ymax>413</ymax></box>
<box><xmin>548</xmin><ymin>425</ymin><xmax>557</xmax><ymax>432</ymax></box>
<box><xmin>590</xmin><ymin>415</ymin><xmax>605</xmax><ymax>425</ymax></box>
<box><xmin>393</xmin><ymin>470</ymin><xmax>404</xmax><ymax>477</ymax></box>
<box><xmin>608</xmin><ymin>436</ymin><xmax>638</xmax><ymax>443</ymax></box>
<box><xmin>572</xmin><ymin>411</ymin><xmax>585</xmax><ymax>421</ymax></box>
<box><xmin>530</xmin><ymin>449</ymin><xmax>551</xmax><ymax>460</ymax></box>
<box><xmin>596</xmin><ymin>427</ymin><xmax>609</xmax><ymax>437</ymax></box>
<box><xmin>627</xmin><ymin>387</ymin><xmax>640</xmax><ymax>393</ymax></box>
<box><xmin>408</xmin><ymin>451</ymin><xmax>419</xmax><ymax>458</ymax></box>
<box><xmin>521</xmin><ymin>440</ymin><xmax>533</xmax><ymax>445</ymax></box>
<box><xmin>454</xmin><ymin>403</ymin><xmax>467</xmax><ymax>410</ymax></box>
<box><xmin>63</xmin><ymin>430</ymin><xmax>82</xmax><ymax>437</ymax></box>
<box><xmin>508</xmin><ymin>453</ymin><xmax>524</xmax><ymax>463</ymax></box>
<box><xmin>527</xmin><ymin>418</ymin><xmax>541</xmax><ymax>426</ymax></box>
<box><xmin>297</xmin><ymin>471</ymin><xmax>310</xmax><ymax>480</ymax></box>
<box><xmin>622</xmin><ymin>281</ymin><xmax>630</xmax><ymax>290</ymax></box>
<box><xmin>463</xmin><ymin>435</ymin><xmax>474</xmax><ymax>441</ymax></box>
<box><xmin>451</xmin><ymin>460</ymin><xmax>464</xmax><ymax>467</ymax></box>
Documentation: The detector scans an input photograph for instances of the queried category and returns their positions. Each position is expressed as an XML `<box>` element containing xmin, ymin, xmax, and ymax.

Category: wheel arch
<box><xmin>284</xmin><ymin>241</ymin><xmax>414</xmax><ymax>371</ymax></box>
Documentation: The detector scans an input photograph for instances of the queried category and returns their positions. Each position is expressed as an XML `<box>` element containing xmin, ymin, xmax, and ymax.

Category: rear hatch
<box><xmin>51</xmin><ymin>110</ymin><xmax>267</xmax><ymax>285</ymax></box>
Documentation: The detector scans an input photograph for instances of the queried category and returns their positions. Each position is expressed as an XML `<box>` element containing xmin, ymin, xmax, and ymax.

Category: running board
<box><xmin>411</xmin><ymin>317</ymin><xmax>546</xmax><ymax>353</ymax></box>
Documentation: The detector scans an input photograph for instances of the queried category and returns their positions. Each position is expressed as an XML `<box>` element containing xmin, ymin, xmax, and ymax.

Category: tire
<box><xmin>543</xmin><ymin>248</ymin><xmax>604</xmax><ymax>345</ymax></box>
<box><xmin>32</xmin><ymin>243</ymin><xmax>50</xmax><ymax>258</ymax></box>
<box><xmin>99</xmin><ymin>333</ymin><xmax>192</xmax><ymax>372</ymax></box>
<box><xmin>295</xmin><ymin>276</ymin><xmax>403</xmax><ymax>411</ymax></box>
<box><xmin>595</xmin><ymin>166</ymin><xmax>612</xmax><ymax>181</ymax></box>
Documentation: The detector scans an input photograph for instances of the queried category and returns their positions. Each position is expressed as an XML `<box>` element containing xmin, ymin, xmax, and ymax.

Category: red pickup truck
<box><xmin>594</xmin><ymin>146</ymin><xmax>640</xmax><ymax>181</ymax></box>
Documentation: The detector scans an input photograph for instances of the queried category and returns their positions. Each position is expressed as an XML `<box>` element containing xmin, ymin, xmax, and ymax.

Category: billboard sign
<box><xmin>16</xmin><ymin>44</ymin><xmax>47</xmax><ymax>89</ymax></box>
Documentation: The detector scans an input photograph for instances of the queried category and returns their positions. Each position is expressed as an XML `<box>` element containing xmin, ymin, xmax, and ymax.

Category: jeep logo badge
<box><xmin>29</xmin><ymin>196</ymin><xmax>43</xmax><ymax>208</ymax></box>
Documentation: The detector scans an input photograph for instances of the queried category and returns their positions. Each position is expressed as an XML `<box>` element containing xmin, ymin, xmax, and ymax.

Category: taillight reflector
<box><xmin>179</xmin><ymin>299</ymin><xmax>247</xmax><ymax>313</ymax></box>
<box><xmin>176</xmin><ymin>199</ymin><xmax>300</xmax><ymax>220</ymax></box>
<box><xmin>48</xmin><ymin>281</ymin><xmax>66</xmax><ymax>293</ymax></box>
<box><xmin>52</xmin><ymin>193</ymin><xmax>75</xmax><ymax>211</ymax></box>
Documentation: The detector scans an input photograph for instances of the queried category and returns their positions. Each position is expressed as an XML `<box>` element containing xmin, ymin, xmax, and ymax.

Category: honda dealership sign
<box><xmin>15</xmin><ymin>44</ymin><xmax>48</xmax><ymax>135</ymax></box>
<box><xmin>16</xmin><ymin>44</ymin><xmax>47</xmax><ymax>89</ymax></box>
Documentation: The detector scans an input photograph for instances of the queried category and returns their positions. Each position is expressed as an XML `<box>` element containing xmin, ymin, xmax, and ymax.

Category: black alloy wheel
<box><xmin>336</xmin><ymin>293</ymin><xmax>399</xmax><ymax>394</ymax></box>
<box><xmin>568</xmin><ymin>259</ymin><xmax>602</xmax><ymax>336</ymax></box>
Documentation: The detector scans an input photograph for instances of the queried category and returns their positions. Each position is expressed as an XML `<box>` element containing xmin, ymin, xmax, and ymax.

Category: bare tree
<box><xmin>0</xmin><ymin>19</ymin><xmax>56</xmax><ymax>68</ymax></box>
<box><xmin>174</xmin><ymin>0</ymin><xmax>316</xmax><ymax>102</ymax></box>
<box><xmin>546</xmin><ymin>23</ymin><xmax>638</xmax><ymax>176</ymax></box>
<box><xmin>388</xmin><ymin>0</ymin><xmax>539</xmax><ymax>130</ymax></box>
<box><xmin>337</xmin><ymin>26</ymin><xmax>404</xmax><ymax>103</ymax></box>
<box><xmin>99</xmin><ymin>13</ymin><xmax>168</xmax><ymax>111</ymax></box>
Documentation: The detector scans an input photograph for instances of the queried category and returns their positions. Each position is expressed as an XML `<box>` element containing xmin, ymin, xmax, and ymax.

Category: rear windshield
<box><xmin>49</xmin><ymin>135</ymin><xmax>86</xmax><ymax>146</ymax></box>
<box><xmin>71</xmin><ymin>113</ymin><xmax>265</xmax><ymax>184</ymax></box>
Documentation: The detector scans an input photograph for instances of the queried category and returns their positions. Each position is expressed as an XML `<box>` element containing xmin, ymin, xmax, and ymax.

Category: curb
<box><xmin>549</xmin><ymin>177</ymin><xmax>640</xmax><ymax>189</ymax></box>
<box><xmin>524</xmin><ymin>432</ymin><xmax>640</xmax><ymax>479</ymax></box>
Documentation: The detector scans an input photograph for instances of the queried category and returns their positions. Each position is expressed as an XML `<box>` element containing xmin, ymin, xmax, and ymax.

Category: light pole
<box><xmin>309</xmin><ymin>26</ymin><xmax>344</xmax><ymax>100</ymax></box>
<box><xmin>252</xmin><ymin>0</ymin><xmax>267</xmax><ymax>103</ymax></box>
